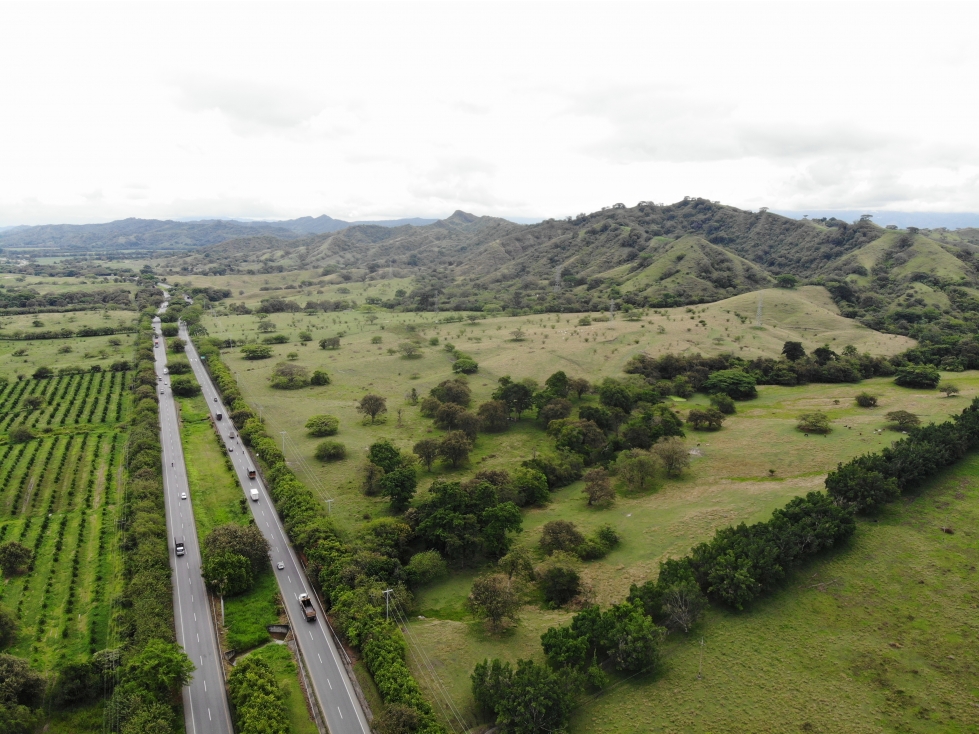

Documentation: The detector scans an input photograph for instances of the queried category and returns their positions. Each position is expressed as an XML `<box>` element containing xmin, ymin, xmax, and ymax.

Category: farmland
<box><xmin>0</xmin><ymin>368</ymin><xmax>130</xmax><ymax>678</ymax></box>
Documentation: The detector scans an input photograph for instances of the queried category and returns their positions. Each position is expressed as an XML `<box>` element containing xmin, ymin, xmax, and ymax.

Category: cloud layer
<box><xmin>0</xmin><ymin>2</ymin><xmax>977</xmax><ymax>225</ymax></box>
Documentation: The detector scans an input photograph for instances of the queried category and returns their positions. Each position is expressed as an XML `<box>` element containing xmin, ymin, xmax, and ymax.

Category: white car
<box><xmin>180</xmin><ymin>492</ymin><xmax>187</xmax><ymax>500</ymax></box>
<box><xmin>160</xmin><ymin>390</ymin><xmax>165</xmax><ymax>395</ymax></box>
<box><xmin>276</xmin><ymin>561</ymin><xmax>285</xmax><ymax>570</ymax></box>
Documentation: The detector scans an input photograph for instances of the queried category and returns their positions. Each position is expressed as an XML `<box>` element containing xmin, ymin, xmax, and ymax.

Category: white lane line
<box><xmin>318</xmin><ymin>654</ymin><xmax>322</xmax><ymax>664</ymax></box>
<box><xmin>328</xmin><ymin>679</ymin><xmax>332</xmax><ymax>689</ymax></box>
<box><xmin>208</xmin><ymin>709</ymin><xmax>212</xmax><ymax>721</ymax></box>
<box><xmin>197</xmin><ymin>633</ymin><xmax>200</xmax><ymax>643</ymax></box>
<box><xmin>203</xmin><ymin>679</ymin><xmax>207</xmax><ymax>691</ymax></box>
<box><xmin>309</xmin><ymin>630</ymin><xmax>314</xmax><ymax>640</ymax></box>
<box><xmin>338</xmin><ymin>707</ymin><xmax>343</xmax><ymax>719</ymax></box>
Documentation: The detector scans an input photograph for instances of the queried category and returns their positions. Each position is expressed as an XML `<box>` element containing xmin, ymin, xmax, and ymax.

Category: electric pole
<box><xmin>280</xmin><ymin>431</ymin><xmax>286</xmax><ymax>454</ymax></box>
<box><xmin>383</xmin><ymin>589</ymin><xmax>394</xmax><ymax>621</ymax></box>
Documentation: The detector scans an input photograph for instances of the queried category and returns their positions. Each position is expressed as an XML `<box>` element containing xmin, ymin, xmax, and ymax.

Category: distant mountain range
<box><xmin>774</xmin><ymin>210</ymin><xmax>979</xmax><ymax>230</ymax></box>
<box><xmin>0</xmin><ymin>215</ymin><xmax>439</xmax><ymax>252</ymax></box>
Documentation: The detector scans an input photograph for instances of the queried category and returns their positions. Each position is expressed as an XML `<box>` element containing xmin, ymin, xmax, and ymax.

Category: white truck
<box><xmin>250</xmin><ymin>488</ymin><xmax>259</xmax><ymax>501</ymax></box>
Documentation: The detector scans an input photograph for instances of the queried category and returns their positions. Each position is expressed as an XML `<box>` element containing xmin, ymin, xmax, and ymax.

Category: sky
<box><xmin>1</xmin><ymin>1</ymin><xmax>978</xmax><ymax>226</ymax></box>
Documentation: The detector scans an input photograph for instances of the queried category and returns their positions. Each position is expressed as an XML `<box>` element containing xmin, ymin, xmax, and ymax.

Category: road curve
<box><xmin>181</xmin><ymin>324</ymin><xmax>371</xmax><ymax>734</ymax></box>
<box><xmin>153</xmin><ymin>304</ymin><xmax>234</xmax><ymax>734</ymax></box>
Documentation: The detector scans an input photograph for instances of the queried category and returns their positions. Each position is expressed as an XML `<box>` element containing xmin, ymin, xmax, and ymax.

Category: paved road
<box><xmin>153</xmin><ymin>306</ymin><xmax>234</xmax><ymax>734</ymax></box>
<box><xmin>182</xmin><ymin>324</ymin><xmax>371</xmax><ymax>734</ymax></box>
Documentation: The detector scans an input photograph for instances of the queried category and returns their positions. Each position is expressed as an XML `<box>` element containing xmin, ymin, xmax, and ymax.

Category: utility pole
<box><xmin>280</xmin><ymin>431</ymin><xmax>286</xmax><ymax>454</ymax></box>
<box><xmin>383</xmin><ymin>589</ymin><xmax>394</xmax><ymax>622</ymax></box>
<box><xmin>698</xmin><ymin>637</ymin><xmax>705</xmax><ymax>679</ymax></box>
<box><xmin>326</xmin><ymin>499</ymin><xmax>333</xmax><ymax>515</ymax></box>
<box><xmin>609</xmin><ymin>299</ymin><xmax>615</xmax><ymax>321</ymax></box>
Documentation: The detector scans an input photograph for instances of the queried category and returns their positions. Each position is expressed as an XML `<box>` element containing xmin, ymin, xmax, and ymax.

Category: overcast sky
<box><xmin>1</xmin><ymin>1</ymin><xmax>977</xmax><ymax>226</ymax></box>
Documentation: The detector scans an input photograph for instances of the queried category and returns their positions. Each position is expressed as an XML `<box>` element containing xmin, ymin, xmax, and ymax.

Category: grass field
<box><xmin>192</xmin><ymin>288</ymin><xmax>979</xmax><ymax>733</ymax></box>
<box><xmin>0</xmin><ymin>308</ymin><xmax>139</xmax><ymax>380</ymax></box>
<box><xmin>0</xmin><ymin>371</ymin><xmax>130</xmax><ymax>678</ymax></box>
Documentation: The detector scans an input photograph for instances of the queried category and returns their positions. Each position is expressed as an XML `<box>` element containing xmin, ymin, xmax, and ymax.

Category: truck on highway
<box><xmin>216</xmin><ymin>412</ymin><xmax>223</xmax><ymax>421</ymax></box>
<box><xmin>299</xmin><ymin>593</ymin><xmax>316</xmax><ymax>621</ymax></box>
<box><xmin>175</xmin><ymin>537</ymin><xmax>185</xmax><ymax>556</ymax></box>
<box><xmin>247</xmin><ymin>468</ymin><xmax>257</xmax><ymax>479</ymax></box>
<box><xmin>250</xmin><ymin>488</ymin><xmax>259</xmax><ymax>501</ymax></box>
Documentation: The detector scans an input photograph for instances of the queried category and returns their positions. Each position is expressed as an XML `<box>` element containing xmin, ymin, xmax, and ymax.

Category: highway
<box><xmin>153</xmin><ymin>305</ymin><xmax>234</xmax><ymax>734</ymax></box>
<box><xmin>181</xmin><ymin>323</ymin><xmax>371</xmax><ymax>734</ymax></box>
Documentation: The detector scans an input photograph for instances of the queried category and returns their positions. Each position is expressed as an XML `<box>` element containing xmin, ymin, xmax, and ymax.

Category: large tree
<box><xmin>357</xmin><ymin>393</ymin><xmax>388</xmax><ymax>424</ymax></box>
<box><xmin>468</xmin><ymin>574</ymin><xmax>520</xmax><ymax>631</ymax></box>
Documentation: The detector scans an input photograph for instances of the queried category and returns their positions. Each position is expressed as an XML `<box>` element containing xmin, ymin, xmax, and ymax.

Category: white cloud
<box><xmin>0</xmin><ymin>1</ymin><xmax>978</xmax><ymax>226</ymax></box>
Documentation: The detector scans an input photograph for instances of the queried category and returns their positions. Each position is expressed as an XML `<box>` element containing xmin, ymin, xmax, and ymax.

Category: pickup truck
<box><xmin>299</xmin><ymin>593</ymin><xmax>316</xmax><ymax>622</ymax></box>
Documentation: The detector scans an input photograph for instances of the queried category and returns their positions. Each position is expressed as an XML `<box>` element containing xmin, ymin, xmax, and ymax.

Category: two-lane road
<box><xmin>181</xmin><ymin>324</ymin><xmax>371</xmax><ymax>734</ymax></box>
<box><xmin>153</xmin><ymin>307</ymin><xmax>233</xmax><ymax>734</ymax></box>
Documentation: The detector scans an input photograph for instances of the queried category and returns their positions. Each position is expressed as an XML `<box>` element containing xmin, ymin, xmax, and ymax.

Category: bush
<box><xmin>894</xmin><ymin>364</ymin><xmax>940</xmax><ymax>389</ymax></box>
<box><xmin>170</xmin><ymin>374</ymin><xmax>200</xmax><ymax>397</ymax></box>
<box><xmin>453</xmin><ymin>358</ymin><xmax>479</xmax><ymax>374</ymax></box>
<box><xmin>686</xmin><ymin>408</ymin><xmax>725</xmax><ymax>430</ymax></box>
<box><xmin>269</xmin><ymin>362</ymin><xmax>310</xmax><ymax>390</ymax></box>
<box><xmin>7</xmin><ymin>424</ymin><xmax>34</xmax><ymax>444</ymax></box>
<box><xmin>709</xmin><ymin>393</ymin><xmax>736</xmax><ymax>414</ymax></box>
<box><xmin>405</xmin><ymin>551</ymin><xmax>448</xmax><ymax>587</ymax></box>
<box><xmin>797</xmin><ymin>412</ymin><xmax>831</xmax><ymax>434</ymax></box>
<box><xmin>305</xmin><ymin>415</ymin><xmax>339</xmax><ymax>436</ymax></box>
<box><xmin>539</xmin><ymin>520</ymin><xmax>584</xmax><ymax>555</ymax></box>
<box><xmin>536</xmin><ymin>552</ymin><xmax>581</xmax><ymax>606</ymax></box>
<box><xmin>703</xmin><ymin>369</ymin><xmax>757</xmax><ymax>399</ymax></box>
<box><xmin>241</xmin><ymin>344</ymin><xmax>273</xmax><ymax>360</ymax></box>
<box><xmin>310</xmin><ymin>369</ymin><xmax>330</xmax><ymax>386</ymax></box>
<box><xmin>855</xmin><ymin>392</ymin><xmax>878</xmax><ymax>407</ymax></box>
<box><xmin>314</xmin><ymin>441</ymin><xmax>347</xmax><ymax>462</ymax></box>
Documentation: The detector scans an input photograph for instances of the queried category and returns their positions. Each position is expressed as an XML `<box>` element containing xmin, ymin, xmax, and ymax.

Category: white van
<box><xmin>250</xmin><ymin>488</ymin><xmax>259</xmax><ymax>501</ymax></box>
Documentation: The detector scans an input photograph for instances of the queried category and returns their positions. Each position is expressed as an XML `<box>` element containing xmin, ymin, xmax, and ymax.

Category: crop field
<box><xmin>0</xmin><ymin>370</ymin><xmax>130</xmax><ymax>675</ymax></box>
<box><xmin>195</xmin><ymin>287</ymin><xmax>979</xmax><ymax>733</ymax></box>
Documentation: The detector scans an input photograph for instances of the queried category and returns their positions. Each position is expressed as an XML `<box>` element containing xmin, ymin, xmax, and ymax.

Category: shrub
<box><xmin>310</xmin><ymin>369</ymin><xmax>331</xmax><ymax>385</ymax></box>
<box><xmin>686</xmin><ymin>408</ymin><xmax>725</xmax><ymax>430</ymax></box>
<box><xmin>170</xmin><ymin>374</ymin><xmax>200</xmax><ymax>397</ymax></box>
<box><xmin>536</xmin><ymin>552</ymin><xmax>581</xmax><ymax>606</ymax></box>
<box><xmin>8</xmin><ymin>424</ymin><xmax>35</xmax><ymax>444</ymax></box>
<box><xmin>319</xmin><ymin>336</ymin><xmax>341</xmax><ymax>350</ymax></box>
<box><xmin>32</xmin><ymin>366</ymin><xmax>53</xmax><ymax>379</ymax></box>
<box><xmin>405</xmin><ymin>551</ymin><xmax>448</xmax><ymax>587</ymax></box>
<box><xmin>241</xmin><ymin>344</ymin><xmax>273</xmax><ymax>360</ymax></box>
<box><xmin>305</xmin><ymin>415</ymin><xmax>339</xmax><ymax>436</ymax></box>
<box><xmin>315</xmin><ymin>441</ymin><xmax>347</xmax><ymax>462</ymax></box>
<box><xmin>453</xmin><ymin>358</ymin><xmax>479</xmax><ymax>374</ymax></box>
<box><xmin>262</xmin><ymin>333</ymin><xmax>290</xmax><ymax>344</ymax></box>
<box><xmin>539</xmin><ymin>520</ymin><xmax>584</xmax><ymax>555</ymax></box>
<box><xmin>855</xmin><ymin>392</ymin><xmax>878</xmax><ymax>407</ymax></box>
<box><xmin>269</xmin><ymin>362</ymin><xmax>310</xmax><ymax>389</ymax></box>
<box><xmin>709</xmin><ymin>393</ymin><xmax>736</xmax><ymax>414</ymax></box>
<box><xmin>797</xmin><ymin>412</ymin><xmax>831</xmax><ymax>434</ymax></box>
<box><xmin>894</xmin><ymin>364</ymin><xmax>940</xmax><ymax>389</ymax></box>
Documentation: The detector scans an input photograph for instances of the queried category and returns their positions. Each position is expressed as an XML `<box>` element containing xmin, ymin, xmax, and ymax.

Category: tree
<box><xmin>825</xmin><ymin>459</ymin><xmax>899</xmax><ymax>513</ymax></box>
<box><xmin>170</xmin><ymin>374</ymin><xmax>201</xmax><ymax>397</ymax></box>
<box><xmin>661</xmin><ymin>581</ymin><xmax>707</xmax><ymax>633</ymax></box>
<box><xmin>269</xmin><ymin>362</ymin><xmax>310</xmax><ymax>389</ymax></box>
<box><xmin>167</xmin><ymin>337</ymin><xmax>185</xmax><ymax>353</ymax></box>
<box><xmin>894</xmin><ymin>364</ymin><xmax>940</xmax><ymax>389</ymax></box>
<box><xmin>314</xmin><ymin>440</ymin><xmax>346</xmax><ymax>461</ymax></box>
<box><xmin>544</xmin><ymin>371</ymin><xmax>570</xmax><ymax>398</ymax></box>
<box><xmin>203</xmin><ymin>524</ymin><xmax>269</xmax><ymax>574</ymax></box>
<box><xmin>453</xmin><ymin>358</ymin><xmax>479</xmax><ymax>374</ymax></box>
<box><xmin>412</xmin><ymin>439</ymin><xmax>440</xmax><ymax>471</ymax></box>
<box><xmin>855</xmin><ymin>392</ymin><xmax>878</xmax><ymax>407</ymax></box>
<box><xmin>797</xmin><ymin>412</ymin><xmax>831</xmax><ymax>434</ymax></box>
<box><xmin>310</xmin><ymin>369</ymin><xmax>331</xmax><ymax>385</ymax></box>
<box><xmin>374</xmin><ymin>704</ymin><xmax>421</xmax><ymax>734</ymax></box>
<box><xmin>477</xmin><ymin>400</ymin><xmax>510</xmax><ymax>432</ymax></box>
<box><xmin>0</xmin><ymin>654</ymin><xmax>45</xmax><ymax>709</ymax></box>
<box><xmin>492</xmin><ymin>377</ymin><xmax>535</xmax><ymax>419</ymax></box>
<box><xmin>604</xmin><ymin>602</ymin><xmax>663</xmax><ymax>672</ymax></box>
<box><xmin>498</xmin><ymin>548</ymin><xmax>534</xmax><ymax>581</ymax></box>
<box><xmin>430</xmin><ymin>378</ymin><xmax>471</xmax><ymax>406</ymax></box>
<box><xmin>257</xmin><ymin>320</ymin><xmax>277</xmax><ymax>333</ymax></box>
<box><xmin>885</xmin><ymin>410</ymin><xmax>920</xmax><ymax>430</ymax></box>
<box><xmin>241</xmin><ymin>344</ymin><xmax>273</xmax><ymax>359</ymax></box>
<box><xmin>539</xmin><ymin>520</ymin><xmax>584</xmax><ymax>555</ymax></box>
<box><xmin>22</xmin><ymin>395</ymin><xmax>43</xmax><ymax>412</ymax></box>
<box><xmin>438</xmin><ymin>431</ymin><xmax>472</xmax><ymax>468</ymax></box>
<box><xmin>939</xmin><ymin>382</ymin><xmax>960</xmax><ymax>398</ymax></box>
<box><xmin>357</xmin><ymin>393</ymin><xmax>387</xmax><ymax>424</ymax></box>
<box><xmin>31</xmin><ymin>366</ymin><xmax>52</xmax><ymax>380</ymax></box>
<box><xmin>379</xmin><ymin>467</ymin><xmax>418</xmax><ymax>511</ymax></box>
<box><xmin>405</xmin><ymin>550</ymin><xmax>448</xmax><ymax>587</ymax></box>
<box><xmin>536</xmin><ymin>552</ymin><xmax>581</xmax><ymax>606</ymax></box>
<box><xmin>568</xmin><ymin>377</ymin><xmax>591</xmax><ymax>399</ymax></box>
<box><xmin>468</xmin><ymin>574</ymin><xmax>520</xmax><ymax>631</ymax></box>
<box><xmin>0</xmin><ymin>605</ymin><xmax>16</xmax><ymax>648</ymax></box>
<box><xmin>686</xmin><ymin>408</ymin><xmax>725</xmax><ymax>430</ymax></box>
<box><xmin>709</xmin><ymin>393</ymin><xmax>736</xmax><ymax>414</ymax></box>
<box><xmin>481</xmin><ymin>501</ymin><xmax>522</xmax><ymax>557</ymax></box>
<box><xmin>509</xmin><ymin>328</ymin><xmax>526</xmax><ymax>341</ymax></box>
<box><xmin>368</xmin><ymin>440</ymin><xmax>403</xmax><ymax>473</ymax></box>
<box><xmin>298</xmin><ymin>330</ymin><xmax>312</xmax><ymax>342</ymax></box>
<box><xmin>616</xmin><ymin>448</ymin><xmax>659</xmax><ymax>491</ymax></box>
<box><xmin>398</xmin><ymin>342</ymin><xmax>421</xmax><ymax>358</ymax></box>
<box><xmin>319</xmin><ymin>336</ymin><xmax>341</xmax><ymax>350</ymax></box>
<box><xmin>362</xmin><ymin>462</ymin><xmax>385</xmax><ymax>496</ymax></box>
<box><xmin>538</xmin><ymin>398</ymin><xmax>573</xmax><ymax>425</ymax></box>
<box><xmin>0</xmin><ymin>542</ymin><xmax>32</xmax><ymax>575</ymax></box>
<box><xmin>512</xmin><ymin>467</ymin><xmax>550</xmax><ymax>506</ymax></box>
<box><xmin>703</xmin><ymin>369</ymin><xmax>757</xmax><ymax>399</ymax></box>
<box><xmin>782</xmin><ymin>342</ymin><xmax>806</xmax><ymax>362</ymax></box>
<box><xmin>202</xmin><ymin>551</ymin><xmax>253</xmax><ymax>596</ymax></box>
<box><xmin>582</xmin><ymin>468</ymin><xmax>614</xmax><ymax>507</ymax></box>
<box><xmin>654</xmin><ymin>437</ymin><xmax>690</xmax><ymax>478</ymax></box>
<box><xmin>124</xmin><ymin>640</ymin><xmax>195</xmax><ymax>698</ymax></box>
<box><xmin>7</xmin><ymin>425</ymin><xmax>33</xmax><ymax>445</ymax></box>
<box><xmin>305</xmin><ymin>414</ymin><xmax>339</xmax><ymax>436</ymax></box>
<box><xmin>775</xmin><ymin>274</ymin><xmax>798</xmax><ymax>289</ymax></box>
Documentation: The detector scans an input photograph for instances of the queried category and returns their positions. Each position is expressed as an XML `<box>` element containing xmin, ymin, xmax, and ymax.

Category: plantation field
<box><xmin>0</xmin><ymin>309</ymin><xmax>139</xmax><ymax>380</ymax></box>
<box><xmin>0</xmin><ymin>370</ymin><xmax>130</xmax><ymax>676</ymax></box>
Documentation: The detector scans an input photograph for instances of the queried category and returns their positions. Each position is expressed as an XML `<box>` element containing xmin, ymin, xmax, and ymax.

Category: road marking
<box><xmin>203</xmin><ymin>680</ymin><xmax>206</xmax><ymax>691</ymax></box>
<box><xmin>338</xmin><ymin>707</ymin><xmax>343</xmax><ymax>719</ymax></box>
<box><xmin>208</xmin><ymin>708</ymin><xmax>212</xmax><ymax>721</ymax></box>
<box><xmin>197</xmin><ymin>633</ymin><xmax>200</xmax><ymax>642</ymax></box>
<box><xmin>310</xmin><ymin>630</ymin><xmax>314</xmax><ymax>640</ymax></box>
<box><xmin>328</xmin><ymin>679</ymin><xmax>332</xmax><ymax>689</ymax></box>
<box><xmin>318</xmin><ymin>654</ymin><xmax>322</xmax><ymax>663</ymax></box>
<box><xmin>288</xmin><ymin>576</ymin><xmax>292</xmax><ymax>583</ymax></box>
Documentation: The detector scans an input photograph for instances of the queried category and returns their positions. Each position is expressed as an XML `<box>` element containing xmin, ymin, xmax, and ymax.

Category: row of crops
<box><xmin>0</xmin><ymin>375</ymin><xmax>129</xmax><ymax>674</ymax></box>
<box><xmin>0</xmin><ymin>370</ymin><xmax>128</xmax><ymax>433</ymax></box>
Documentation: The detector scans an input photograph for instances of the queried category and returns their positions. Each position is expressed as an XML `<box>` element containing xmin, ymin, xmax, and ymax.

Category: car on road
<box><xmin>277</xmin><ymin>561</ymin><xmax>285</xmax><ymax>570</ymax></box>
<box><xmin>229</xmin><ymin>432</ymin><xmax>236</xmax><ymax>439</ymax></box>
<box><xmin>213</xmin><ymin>397</ymin><xmax>217</xmax><ymax>403</ymax></box>
<box><xmin>160</xmin><ymin>390</ymin><xmax>165</xmax><ymax>395</ymax></box>
<box><xmin>228</xmin><ymin>445</ymin><xmax>233</xmax><ymax>452</ymax></box>
<box><xmin>180</xmin><ymin>492</ymin><xmax>187</xmax><ymax>500</ymax></box>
